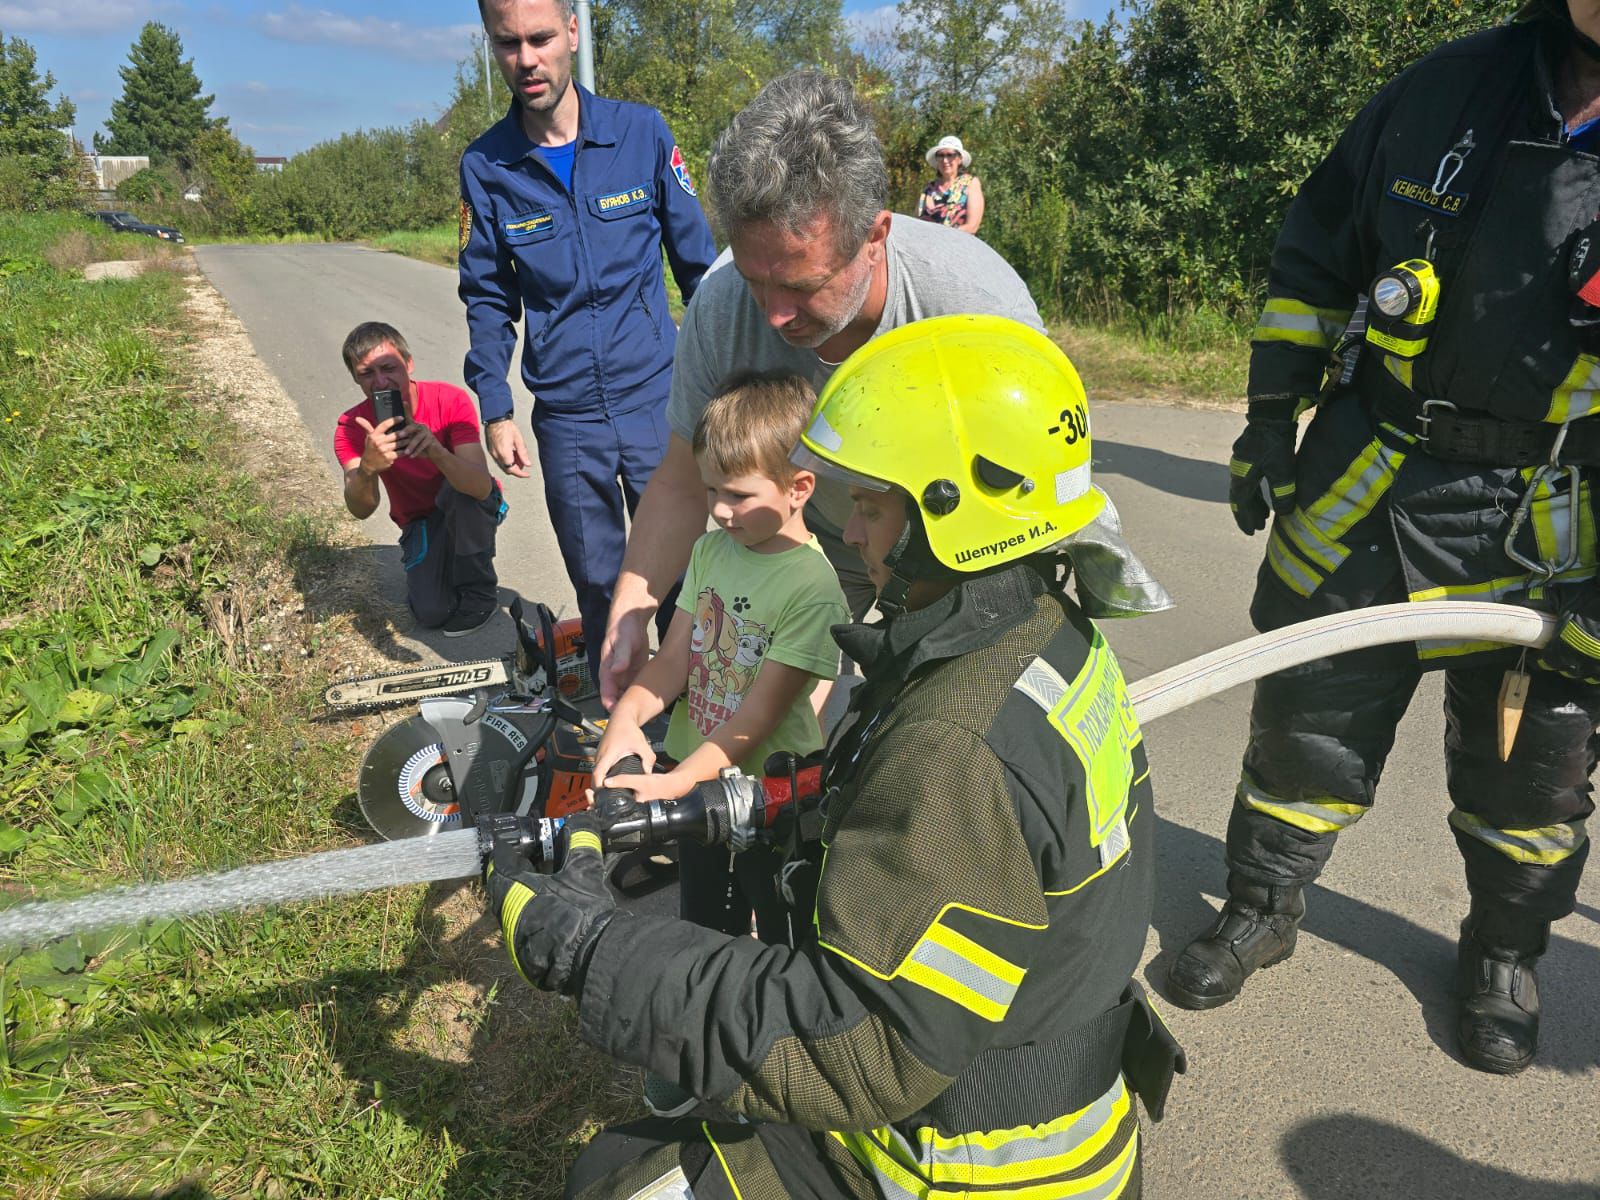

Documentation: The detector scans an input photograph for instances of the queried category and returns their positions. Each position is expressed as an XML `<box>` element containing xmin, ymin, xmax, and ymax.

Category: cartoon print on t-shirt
<box><xmin>687</xmin><ymin>585</ymin><xmax>771</xmax><ymax>732</ymax></box>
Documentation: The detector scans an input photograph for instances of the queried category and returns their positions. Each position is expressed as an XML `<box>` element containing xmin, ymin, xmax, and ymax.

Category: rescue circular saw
<box><xmin>357</xmin><ymin>714</ymin><xmax>462</xmax><ymax>840</ymax></box>
<box><xmin>345</xmin><ymin>595</ymin><xmax>613</xmax><ymax>842</ymax></box>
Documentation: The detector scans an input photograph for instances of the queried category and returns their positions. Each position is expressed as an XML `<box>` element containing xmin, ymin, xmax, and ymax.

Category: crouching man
<box><xmin>486</xmin><ymin>317</ymin><xmax>1183</xmax><ymax>1199</ymax></box>
<box><xmin>335</xmin><ymin>322</ymin><xmax>507</xmax><ymax>636</ymax></box>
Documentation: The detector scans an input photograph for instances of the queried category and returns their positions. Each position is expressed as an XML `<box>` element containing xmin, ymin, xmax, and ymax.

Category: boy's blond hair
<box><xmin>693</xmin><ymin>372</ymin><xmax>816</xmax><ymax>485</ymax></box>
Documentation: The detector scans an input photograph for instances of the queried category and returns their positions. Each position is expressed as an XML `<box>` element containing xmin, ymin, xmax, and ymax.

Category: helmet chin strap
<box><xmin>877</xmin><ymin>497</ymin><xmax>958</xmax><ymax>618</ymax></box>
<box><xmin>876</xmin><ymin>510</ymin><xmax>919</xmax><ymax>618</ymax></box>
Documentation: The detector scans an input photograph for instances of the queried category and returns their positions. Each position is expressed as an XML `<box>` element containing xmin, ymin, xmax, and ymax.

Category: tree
<box><xmin>597</xmin><ymin>0</ymin><xmax>843</xmax><ymax>192</ymax></box>
<box><xmin>96</xmin><ymin>22</ymin><xmax>215</xmax><ymax>166</ymax></box>
<box><xmin>0</xmin><ymin>30</ymin><xmax>78</xmax><ymax>211</ymax></box>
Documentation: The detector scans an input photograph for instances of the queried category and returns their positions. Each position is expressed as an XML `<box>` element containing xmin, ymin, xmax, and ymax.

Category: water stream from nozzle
<box><xmin>0</xmin><ymin>829</ymin><xmax>481</xmax><ymax>951</ymax></box>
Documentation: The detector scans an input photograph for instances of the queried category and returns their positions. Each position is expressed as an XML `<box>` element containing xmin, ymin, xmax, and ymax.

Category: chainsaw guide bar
<box><xmin>324</xmin><ymin>658</ymin><xmax>513</xmax><ymax>710</ymax></box>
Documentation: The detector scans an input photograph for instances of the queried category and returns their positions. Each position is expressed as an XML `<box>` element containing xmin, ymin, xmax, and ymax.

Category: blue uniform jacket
<box><xmin>458</xmin><ymin>87</ymin><xmax>716</xmax><ymax>422</ymax></box>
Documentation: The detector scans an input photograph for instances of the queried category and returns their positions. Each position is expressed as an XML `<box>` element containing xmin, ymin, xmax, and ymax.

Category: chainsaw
<box><xmin>346</xmin><ymin>594</ymin><xmax>825</xmax><ymax>847</ymax></box>
<box><xmin>347</xmin><ymin>595</ymin><xmax>615</xmax><ymax>840</ymax></box>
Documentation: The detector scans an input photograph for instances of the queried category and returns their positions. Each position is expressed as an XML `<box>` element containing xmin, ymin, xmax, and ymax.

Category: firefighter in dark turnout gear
<box><xmin>1169</xmin><ymin>1</ymin><xmax>1600</xmax><ymax>1075</ymax></box>
<box><xmin>486</xmin><ymin>316</ymin><xmax>1182</xmax><ymax>1198</ymax></box>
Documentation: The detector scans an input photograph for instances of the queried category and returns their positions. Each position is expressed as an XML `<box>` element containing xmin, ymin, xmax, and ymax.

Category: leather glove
<box><xmin>1537</xmin><ymin>592</ymin><xmax>1600</xmax><ymax>685</ymax></box>
<box><xmin>1228</xmin><ymin>396</ymin><xmax>1302</xmax><ymax>535</ymax></box>
<box><xmin>484</xmin><ymin>811</ymin><xmax>617</xmax><ymax>996</ymax></box>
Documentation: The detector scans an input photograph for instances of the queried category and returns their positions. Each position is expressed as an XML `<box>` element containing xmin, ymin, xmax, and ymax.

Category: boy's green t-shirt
<box><xmin>665</xmin><ymin>529</ymin><xmax>849</xmax><ymax>772</ymax></box>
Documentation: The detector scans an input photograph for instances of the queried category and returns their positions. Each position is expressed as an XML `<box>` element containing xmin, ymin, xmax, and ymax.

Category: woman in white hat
<box><xmin>916</xmin><ymin>134</ymin><xmax>984</xmax><ymax>234</ymax></box>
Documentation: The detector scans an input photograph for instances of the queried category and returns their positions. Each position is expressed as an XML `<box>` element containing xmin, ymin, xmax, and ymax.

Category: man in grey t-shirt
<box><xmin>598</xmin><ymin>71</ymin><xmax>1044</xmax><ymax>704</ymax></box>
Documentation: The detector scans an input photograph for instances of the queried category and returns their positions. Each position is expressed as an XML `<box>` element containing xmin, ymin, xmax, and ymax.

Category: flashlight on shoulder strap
<box><xmin>1364</xmin><ymin>259</ymin><xmax>1440</xmax><ymax>360</ymax></box>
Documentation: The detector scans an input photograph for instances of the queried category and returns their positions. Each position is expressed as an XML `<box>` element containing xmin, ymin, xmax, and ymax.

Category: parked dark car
<box><xmin>87</xmin><ymin>210</ymin><xmax>185</xmax><ymax>244</ymax></box>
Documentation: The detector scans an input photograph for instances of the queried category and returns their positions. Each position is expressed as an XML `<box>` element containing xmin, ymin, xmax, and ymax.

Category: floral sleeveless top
<box><xmin>917</xmin><ymin>172</ymin><xmax>974</xmax><ymax>227</ymax></box>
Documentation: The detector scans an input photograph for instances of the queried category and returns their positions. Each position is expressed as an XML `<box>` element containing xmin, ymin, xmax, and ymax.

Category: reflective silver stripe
<box><xmin>625</xmin><ymin>1166</ymin><xmax>694</xmax><ymax>1200</ymax></box>
<box><xmin>1266</xmin><ymin>531</ymin><xmax>1322</xmax><ymax>597</ymax></box>
<box><xmin>1015</xmin><ymin>656</ymin><xmax>1070</xmax><ymax>713</ymax></box>
<box><xmin>1239</xmin><ymin>777</ymin><xmax>1366</xmax><ymax>833</ymax></box>
<box><xmin>1550</xmin><ymin>355</ymin><xmax>1600</xmax><ymax>423</ymax></box>
<box><xmin>1449</xmin><ymin>811</ymin><xmax>1588</xmax><ymax>865</ymax></box>
<box><xmin>805</xmin><ymin>411</ymin><xmax>842</xmax><ymax>451</ymax></box>
<box><xmin>909</xmin><ymin>938</ymin><xmax>1020</xmax><ymax>1011</ymax></box>
<box><xmin>1277</xmin><ymin>510</ymin><xmax>1348</xmax><ymax>573</ymax></box>
<box><xmin>1056</xmin><ymin>463</ymin><xmax>1092</xmax><ymax>505</ymax></box>
<box><xmin>1253</xmin><ymin>304</ymin><xmax>1348</xmax><ymax>349</ymax></box>
<box><xmin>918</xmin><ymin>1082</ymin><xmax>1123</xmax><ymax>1176</ymax></box>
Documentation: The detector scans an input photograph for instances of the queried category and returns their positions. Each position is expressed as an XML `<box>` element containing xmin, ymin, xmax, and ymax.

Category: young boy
<box><xmin>592</xmin><ymin>372</ymin><xmax>848</xmax><ymax>943</ymax></box>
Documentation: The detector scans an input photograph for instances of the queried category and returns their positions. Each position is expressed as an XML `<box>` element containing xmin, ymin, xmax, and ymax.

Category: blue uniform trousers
<box><xmin>532</xmin><ymin>401</ymin><xmax>678</xmax><ymax>674</ymax></box>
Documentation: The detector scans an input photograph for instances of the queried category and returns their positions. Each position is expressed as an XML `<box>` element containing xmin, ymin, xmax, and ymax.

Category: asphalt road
<box><xmin>194</xmin><ymin>243</ymin><xmax>1600</xmax><ymax>1199</ymax></box>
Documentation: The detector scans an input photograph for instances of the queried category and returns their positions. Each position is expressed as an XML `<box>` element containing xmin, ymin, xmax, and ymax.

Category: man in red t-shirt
<box><xmin>334</xmin><ymin>322</ymin><xmax>507</xmax><ymax>636</ymax></box>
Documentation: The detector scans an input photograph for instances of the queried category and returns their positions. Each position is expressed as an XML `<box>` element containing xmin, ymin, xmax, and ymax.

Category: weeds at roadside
<box><xmin>0</xmin><ymin>214</ymin><xmax>639</xmax><ymax>1199</ymax></box>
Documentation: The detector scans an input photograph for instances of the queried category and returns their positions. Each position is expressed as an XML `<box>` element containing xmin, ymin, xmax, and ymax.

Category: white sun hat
<box><xmin>925</xmin><ymin>135</ymin><xmax>971</xmax><ymax>169</ymax></box>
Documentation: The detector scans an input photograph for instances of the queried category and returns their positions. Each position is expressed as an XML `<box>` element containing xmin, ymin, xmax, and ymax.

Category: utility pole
<box><xmin>575</xmin><ymin>0</ymin><xmax>595</xmax><ymax>91</ymax></box>
<box><xmin>482</xmin><ymin>34</ymin><xmax>493</xmax><ymax>122</ymax></box>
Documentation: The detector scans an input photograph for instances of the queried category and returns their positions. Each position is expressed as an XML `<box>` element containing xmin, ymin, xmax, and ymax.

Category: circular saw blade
<box><xmin>358</xmin><ymin>715</ymin><xmax>464</xmax><ymax>841</ymax></box>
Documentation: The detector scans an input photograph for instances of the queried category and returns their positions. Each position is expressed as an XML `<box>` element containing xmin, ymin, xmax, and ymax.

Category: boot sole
<box><xmin>1166</xmin><ymin>945</ymin><xmax>1295</xmax><ymax>1011</ymax></box>
<box><xmin>1459</xmin><ymin>1042</ymin><xmax>1535</xmax><ymax>1075</ymax></box>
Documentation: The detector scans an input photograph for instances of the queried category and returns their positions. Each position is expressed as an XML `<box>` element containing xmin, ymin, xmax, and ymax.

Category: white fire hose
<box><xmin>0</xmin><ymin>600</ymin><xmax>1561</xmax><ymax>949</ymax></box>
<box><xmin>1128</xmin><ymin>600</ymin><xmax>1555</xmax><ymax>723</ymax></box>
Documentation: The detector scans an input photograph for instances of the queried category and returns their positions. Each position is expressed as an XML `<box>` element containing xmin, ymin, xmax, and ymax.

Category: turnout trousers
<box><xmin>1230</xmin><ymin>651</ymin><xmax>1600</xmax><ymax>924</ymax></box>
<box><xmin>1233</xmin><ymin>395</ymin><xmax>1600</xmax><ymax>923</ymax></box>
<box><xmin>564</xmin><ymin>1113</ymin><xmax>1142</xmax><ymax>1200</ymax></box>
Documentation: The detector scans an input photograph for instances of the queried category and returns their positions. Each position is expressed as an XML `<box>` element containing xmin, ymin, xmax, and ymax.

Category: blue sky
<box><xmin>3</xmin><ymin>0</ymin><xmax>1115</xmax><ymax>158</ymax></box>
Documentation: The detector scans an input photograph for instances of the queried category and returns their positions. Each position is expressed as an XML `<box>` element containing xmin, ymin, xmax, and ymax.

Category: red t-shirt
<box><xmin>335</xmin><ymin>380</ymin><xmax>482</xmax><ymax>527</ymax></box>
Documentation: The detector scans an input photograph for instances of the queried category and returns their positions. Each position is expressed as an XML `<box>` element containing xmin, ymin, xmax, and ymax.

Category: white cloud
<box><xmin>0</xmin><ymin>0</ymin><xmax>167</xmax><ymax>35</ymax></box>
<box><xmin>255</xmin><ymin>4</ymin><xmax>479</xmax><ymax>64</ymax></box>
<box><xmin>844</xmin><ymin>2</ymin><xmax>899</xmax><ymax>43</ymax></box>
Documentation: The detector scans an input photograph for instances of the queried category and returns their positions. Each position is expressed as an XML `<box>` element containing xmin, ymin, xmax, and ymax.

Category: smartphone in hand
<box><xmin>372</xmin><ymin>388</ymin><xmax>407</xmax><ymax>432</ymax></box>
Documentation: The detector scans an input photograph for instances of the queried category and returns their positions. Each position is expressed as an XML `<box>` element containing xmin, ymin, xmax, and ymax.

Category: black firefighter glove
<box><xmin>1228</xmin><ymin>396</ymin><xmax>1303</xmax><ymax>535</ymax></box>
<box><xmin>484</xmin><ymin>811</ymin><xmax>616</xmax><ymax>996</ymax></box>
<box><xmin>1537</xmin><ymin>591</ymin><xmax>1600</xmax><ymax>686</ymax></box>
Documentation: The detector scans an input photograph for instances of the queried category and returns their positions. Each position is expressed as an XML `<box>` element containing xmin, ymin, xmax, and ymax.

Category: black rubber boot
<box><xmin>1166</xmin><ymin>874</ymin><xmax>1305</xmax><ymax>1010</ymax></box>
<box><xmin>1456</xmin><ymin>909</ymin><xmax>1545</xmax><ymax>1075</ymax></box>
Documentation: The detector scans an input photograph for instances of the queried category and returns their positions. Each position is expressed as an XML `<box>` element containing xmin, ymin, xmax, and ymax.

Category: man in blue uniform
<box><xmin>460</xmin><ymin>0</ymin><xmax>716</xmax><ymax>671</ymax></box>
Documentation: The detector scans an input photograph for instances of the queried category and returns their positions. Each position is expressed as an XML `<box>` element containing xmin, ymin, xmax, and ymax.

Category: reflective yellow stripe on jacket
<box><xmin>832</xmin><ymin>1077</ymin><xmax>1139</xmax><ymax>1200</ymax></box>
<box><xmin>1266</xmin><ymin>434</ymin><xmax>1409</xmax><ymax>597</ymax></box>
<box><xmin>1252</xmin><ymin>298</ymin><xmax>1352</xmax><ymax>351</ymax></box>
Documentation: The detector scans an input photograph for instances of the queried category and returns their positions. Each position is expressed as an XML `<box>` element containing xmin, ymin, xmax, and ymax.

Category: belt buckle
<box><xmin>1417</xmin><ymin>397</ymin><xmax>1456</xmax><ymax>444</ymax></box>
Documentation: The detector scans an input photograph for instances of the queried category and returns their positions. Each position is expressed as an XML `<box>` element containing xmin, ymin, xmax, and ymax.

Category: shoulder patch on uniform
<box><xmin>457</xmin><ymin>198</ymin><xmax>473</xmax><ymax>252</ymax></box>
<box><xmin>1386</xmin><ymin>175</ymin><xmax>1467</xmax><ymax>217</ymax></box>
<box><xmin>670</xmin><ymin>145</ymin><xmax>696</xmax><ymax>197</ymax></box>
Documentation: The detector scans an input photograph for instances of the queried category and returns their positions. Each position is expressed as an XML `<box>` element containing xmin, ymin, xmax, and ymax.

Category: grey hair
<box><xmin>708</xmin><ymin>71</ymin><xmax>888</xmax><ymax>258</ymax></box>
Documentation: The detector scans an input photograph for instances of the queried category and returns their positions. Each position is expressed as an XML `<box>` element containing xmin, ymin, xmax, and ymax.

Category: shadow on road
<box><xmin>1279</xmin><ymin>1114</ymin><xmax>1598</xmax><ymax>1198</ymax></box>
<box><xmin>1144</xmin><ymin>814</ymin><xmax>1600</xmax><ymax>1076</ymax></box>
<box><xmin>287</xmin><ymin>539</ymin><xmax>524</xmax><ymax>668</ymax></box>
<box><xmin>1093</xmin><ymin>440</ymin><xmax>1229</xmax><ymax>505</ymax></box>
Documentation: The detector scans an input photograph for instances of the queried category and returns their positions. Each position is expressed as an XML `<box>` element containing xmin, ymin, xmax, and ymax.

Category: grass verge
<box><xmin>1053</xmin><ymin>306</ymin><xmax>1250</xmax><ymax>409</ymax></box>
<box><xmin>368</xmin><ymin>225</ymin><xmax>458</xmax><ymax>269</ymax></box>
<box><xmin>0</xmin><ymin>212</ymin><xmax>636</xmax><ymax>1199</ymax></box>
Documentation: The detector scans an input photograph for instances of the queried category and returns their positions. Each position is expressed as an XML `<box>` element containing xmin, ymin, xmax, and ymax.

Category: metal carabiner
<box><xmin>1432</xmin><ymin>129</ymin><xmax>1475</xmax><ymax>195</ymax></box>
<box><xmin>1504</xmin><ymin>422</ymin><xmax>1581</xmax><ymax>581</ymax></box>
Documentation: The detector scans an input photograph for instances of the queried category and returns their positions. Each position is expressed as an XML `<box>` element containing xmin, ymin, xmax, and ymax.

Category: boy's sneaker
<box><xmin>642</xmin><ymin>1074</ymin><xmax>698</xmax><ymax>1118</ymax></box>
<box><xmin>442</xmin><ymin>605</ymin><xmax>496</xmax><ymax>637</ymax></box>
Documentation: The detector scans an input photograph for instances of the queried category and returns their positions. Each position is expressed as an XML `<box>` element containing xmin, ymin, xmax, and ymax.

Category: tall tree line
<box><xmin>0</xmin><ymin>1</ymin><xmax>1530</xmax><ymax>320</ymax></box>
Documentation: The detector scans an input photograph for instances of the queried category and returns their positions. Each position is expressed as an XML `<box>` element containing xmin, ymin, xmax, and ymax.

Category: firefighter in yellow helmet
<box><xmin>485</xmin><ymin>315</ymin><xmax>1183</xmax><ymax>1198</ymax></box>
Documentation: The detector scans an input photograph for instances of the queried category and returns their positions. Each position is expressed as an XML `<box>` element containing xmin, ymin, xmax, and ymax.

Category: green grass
<box><xmin>1053</xmin><ymin>306</ymin><xmax>1250</xmax><ymax>408</ymax></box>
<box><xmin>0</xmin><ymin>212</ymin><xmax>637</xmax><ymax>1198</ymax></box>
<box><xmin>368</xmin><ymin>225</ymin><xmax>458</xmax><ymax>269</ymax></box>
